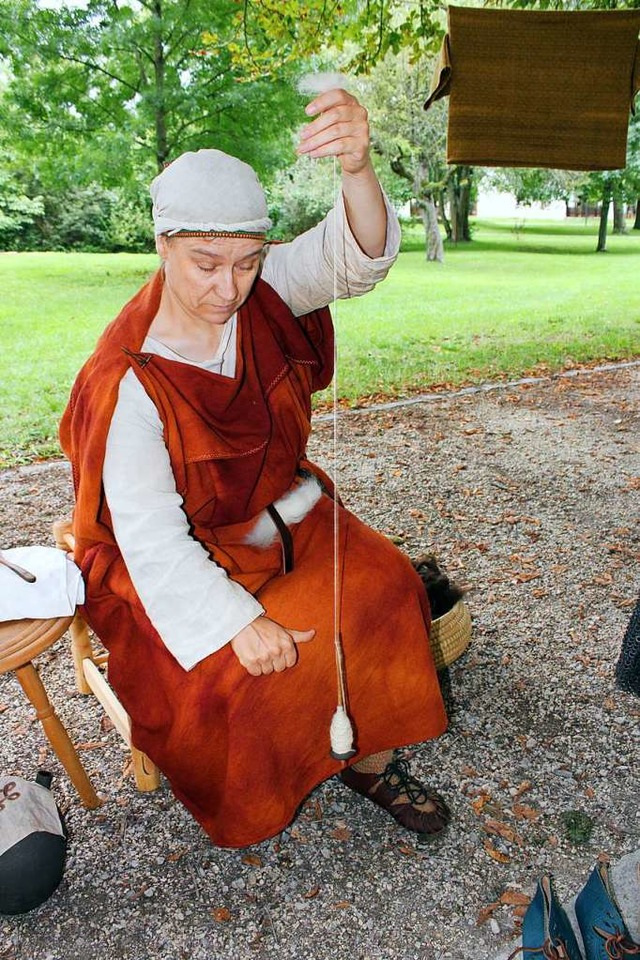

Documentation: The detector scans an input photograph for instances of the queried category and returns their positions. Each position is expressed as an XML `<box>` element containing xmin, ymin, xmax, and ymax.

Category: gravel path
<box><xmin>1</xmin><ymin>365</ymin><xmax>638</xmax><ymax>960</ymax></box>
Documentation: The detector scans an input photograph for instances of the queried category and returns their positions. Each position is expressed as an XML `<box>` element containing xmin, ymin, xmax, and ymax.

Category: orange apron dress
<box><xmin>60</xmin><ymin>270</ymin><xmax>448</xmax><ymax>847</ymax></box>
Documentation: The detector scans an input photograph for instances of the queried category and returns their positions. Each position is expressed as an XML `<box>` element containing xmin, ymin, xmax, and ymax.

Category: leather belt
<box><xmin>266</xmin><ymin>503</ymin><xmax>294</xmax><ymax>574</ymax></box>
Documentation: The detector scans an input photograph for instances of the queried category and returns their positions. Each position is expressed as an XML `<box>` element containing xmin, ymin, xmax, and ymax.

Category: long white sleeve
<box><xmin>102</xmin><ymin>188</ymin><xmax>400</xmax><ymax>670</ymax></box>
<box><xmin>261</xmin><ymin>191</ymin><xmax>400</xmax><ymax>316</ymax></box>
<box><xmin>103</xmin><ymin>371</ymin><xmax>265</xmax><ymax>671</ymax></box>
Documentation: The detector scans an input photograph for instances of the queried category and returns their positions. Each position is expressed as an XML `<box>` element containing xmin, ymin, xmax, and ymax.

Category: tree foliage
<box><xmin>0</xmin><ymin>0</ymin><xmax>302</xmax><ymax>179</ymax></box>
<box><xmin>221</xmin><ymin>0</ymin><xmax>446</xmax><ymax>80</ymax></box>
<box><xmin>0</xmin><ymin>0</ymin><xmax>310</xmax><ymax>249</ymax></box>
<box><xmin>0</xmin><ymin>168</ymin><xmax>43</xmax><ymax>247</ymax></box>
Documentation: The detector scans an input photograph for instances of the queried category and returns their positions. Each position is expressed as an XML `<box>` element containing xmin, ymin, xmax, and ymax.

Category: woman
<box><xmin>60</xmin><ymin>88</ymin><xmax>449</xmax><ymax>848</ymax></box>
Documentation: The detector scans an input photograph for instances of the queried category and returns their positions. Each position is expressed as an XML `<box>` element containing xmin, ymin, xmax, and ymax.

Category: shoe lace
<box><xmin>382</xmin><ymin>758</ymin><xmax>430</xmax><ymax>805</ymax></box>
<box><xmin>507</xmin><ymin>938</ymin><xmax>571</xmax><ymax>959</ymax></box>
<box><xmin>593</xmin><ymin>927</ymin><xmax>640</xmax><ymax>959</ymax></box>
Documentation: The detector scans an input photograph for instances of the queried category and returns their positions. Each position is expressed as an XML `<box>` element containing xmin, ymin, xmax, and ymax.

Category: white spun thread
<box><xmin>330</xmin><ymin>705</ymin><xmax>355</xmax><ymax>758</ymax></box>
<box><xmin>298</xmin><ymin>71</ymin><xmax>354</xmax><ymax>757</ymax></box>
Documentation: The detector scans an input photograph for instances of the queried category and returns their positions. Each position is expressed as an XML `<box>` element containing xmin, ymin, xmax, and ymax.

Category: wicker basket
<box><xmin>429</xmin><ymin>599</ymin><xmax>472</xmax><ymax>671</ymax></box>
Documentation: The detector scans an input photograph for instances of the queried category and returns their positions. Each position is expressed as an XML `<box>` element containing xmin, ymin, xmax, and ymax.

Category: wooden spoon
<box><xmin>0</xmin><ymin>553</ymin><xmax>37</xmax><ymax>583</ymax></box>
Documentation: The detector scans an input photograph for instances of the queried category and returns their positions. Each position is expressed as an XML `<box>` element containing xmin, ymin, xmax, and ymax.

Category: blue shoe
<box><xmin>516</xmin><ymin>876</ymin><xmax>584</xmax><ymax>960</ymax></box>
<box><xmin>575</xmin><ymin>862</ymin><xmax>640</xmax><ymax>959</ymax></box>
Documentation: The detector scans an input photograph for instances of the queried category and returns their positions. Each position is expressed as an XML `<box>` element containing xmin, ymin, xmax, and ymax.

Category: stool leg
<box><xmin>15</xmin><ymin>662</ymin><xmax>101</xmax><ymax>809</ymax></box>
<box><xmin>130</xmin><ymin>746</ymin><xmax>161</xmax><ymax>792</ymax></box>
<box><xmin>69</xmin><ymin>614</ymin><xmax>93</xmax><ymax>695</ymax></box>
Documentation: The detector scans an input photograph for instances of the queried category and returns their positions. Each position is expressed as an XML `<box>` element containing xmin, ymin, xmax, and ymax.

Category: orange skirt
<box><xmin>93</xmin><ymin>494</ymin><xmax>448</xmax><ymax>848</ymax></box>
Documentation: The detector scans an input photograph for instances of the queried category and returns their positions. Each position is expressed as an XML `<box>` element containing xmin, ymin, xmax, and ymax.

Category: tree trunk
<box><xmin>613</xmin><ymin>200</ymin><xmax>626</xmax><ymax>234</ymax></box>
<box><xmin>438</xmin><ymin>189</ymin><xmax>452</xmax><ymax>241</ymax></box>
<box><xmin>597</xmin><ymin>183</ymin><xmax>612</xmax><ymax>253</ymax></box>
<box><xmin>459</xmin><ymin>165</ymin><xmax>472</xmax><ymax>241</ymax></box>
<box><xmin>420</xmin><ymin>197</ymin><xmax>444</xmax><ymax>263</ymax></box>
<box><xmin>153</xmin><ymin>0</ymin><xmax>168</xmax><ymax>172</ymax></box>
<box><xmin>633</xmin><ymin>200</ymin><xmax>640</xmax><ymax>230</ymax></box>
<box><xmin>448</xmin><ymin>166</ymin><xmax>473</xmax><ymax>243</ymax></box>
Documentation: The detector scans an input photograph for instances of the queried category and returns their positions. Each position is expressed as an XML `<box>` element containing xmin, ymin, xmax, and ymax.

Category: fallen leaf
<box><xmin>512</xmin><ymin>803</ymin><xmax>540</xmax><ymax>821</ymax></box>
<box><xmin>593</xmin><ymin>573</ymin><xmax>614</xmax><ymax>586</ymax></box>
<box><xmin>471</xmin><ymin>794</ymin><xmax>491</xmax><ymax>814</ymax></box>
<box><xmin>100</xmin><ymin>715</ymin><xmax>115</xmax><ymax>734</ymax></box>
<box><xmin>211</xmin><ymin>907</ymin><xmax>231</xmax><ymax>922</ymax></box>
<box><xmin>484</xmin><ymin>819</ymin><xmax>522</xmax><ymax>845</ymax></box>
<box><xmin>461</xmin><ymin>765</ymin><xmax>478</xmax><ymax>777</ymax></box>
<box><xmin>242</xmin><ymin>854</ymin><xmax>262</xmax><ymax>867</ymax></box>
<box><xmin>500</xmin><ymin>891</ymin><xmax>530</xmax><ymax>906</ymax></box>
<box><xmin>303</xmin><ymin>886</ymin><xmax>320</xmax><ymax>899</ymax></box>
<box><xmin>167</xmin><ymin>848</ymin><xmax>189</xmax><ymax>863</ymax></box>
<box><xmin>615</xmin><ymin>596</ymin><xmax>636</xmax><ymax>608</ymax></box>
<box><xmin>484</xmin><ymin>839</ymin><xmax>511</xmax><ymax>863</ymax></box>
<box><xmin>332</xmin><ymin>901</ymin><xmax>351</xmax><ymax>910</ymax></box>
<box><xmin>0</xmin><ymin>704</ymin><xmax>8</xmax><ymax>714</ymax></box>
<box><xmin>514</xmin><ymin>780</ymin><xmax>532</xmax><ymax>800</ymax></box>
<box><xmin>513</xmin><ymin>905</ymin><xmax>528</xmax><ymax>919</ymax></box>
<box><xmin>513</xmin><ymin>570</ymin><xmax>542</xmax><ymax>584</ymax></box>
<box><xmin>397</xmin><ymin>843</ymin><xmax>417</xmax><ymax>857</ymax></box>
<box><xmin>121</xmin><ymin>758</ymin><xmax>134</xmax><ymax>779</ymax></box>
<box><xmin>77</xmin><ymin>741</ymin><xmax>106</xmax><ymax>751</ymax></box>
<box><xmin>330</xmin><ymin>826</ymin><xmax>352</xmax><ymax>842</ymax></box>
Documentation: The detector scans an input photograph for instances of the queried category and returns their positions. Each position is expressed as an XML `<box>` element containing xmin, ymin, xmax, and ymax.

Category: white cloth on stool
<box><xmin>0</xmin><ymin>547</ymin><xmax>85</xmax><ymax>620</ymax></box>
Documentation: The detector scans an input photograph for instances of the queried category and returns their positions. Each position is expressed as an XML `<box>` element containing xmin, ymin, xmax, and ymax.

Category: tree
<box><xmin>581</xmin><ymin>112</ymin><xmax>640</xmax><ymax>251</ymax></box>
<box><xmin>357</xmin><ymin>48</ymin><xmax>481</xmax><ymax>260</ymax></box>
<box><xmin>225</xmin><ymin>0</ymin><xmax>445</xmax><ymax>80</ymax></box>
<box><xmin>267</xmin><ymin>153</ymin><xmax>336</xmax><ymax>239</ymax></box>
<box><xmin>356</xmin><ymin>52</ymin><xmax>447</xmax><ymax>261</ymax></box>
<box><xmin>485</xmin><ymin>167</ymin><xmax>585</xmax><ymax>209</ymax></box>
<box><xmin>0</xmin><ymin>0</ymin><xmax>303</xmax><ymax>184</ymax></box>
<box><xmin>0</xmin><ymin>168</ymin><xmax>43</xmax><ymax>248</ymax></box>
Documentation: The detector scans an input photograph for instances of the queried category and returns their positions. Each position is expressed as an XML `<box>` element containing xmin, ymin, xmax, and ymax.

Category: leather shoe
<box><xmin>512</xmin><ymin>875</ymin><xmax>583</xmax><ymax>960</ymax></box>
<box><xmin>575</xmin><ymin>862</ymin><xmax>640</xmax><ymax>959</ymax></box>
<box><xmin>341</xmin><ymin>756</ymin><xmax>449</xmax><ymax>836</ymax></box>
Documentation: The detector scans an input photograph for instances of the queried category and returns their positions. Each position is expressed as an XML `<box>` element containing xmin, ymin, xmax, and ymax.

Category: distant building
<box><xmin>475</xmin><ymin>188</ymin><xmax>567</xmax><ymax>220</ymax></box>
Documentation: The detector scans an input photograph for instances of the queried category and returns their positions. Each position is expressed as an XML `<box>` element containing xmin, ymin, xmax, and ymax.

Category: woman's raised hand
<box><xmin>297</xmin><ymin>88</ymin><xmax>371</xmax><ymax>176</ymax></box>
<box><xmin>231</xmin><ymin>616</ymin><xmax>315</xmax><ymax>676</ymax></box>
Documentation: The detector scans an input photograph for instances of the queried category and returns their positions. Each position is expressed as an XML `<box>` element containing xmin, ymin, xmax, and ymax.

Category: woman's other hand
<box><xmin>297</xmin><ymin>88</ymin><xmax>370</xmax><ymax>176</ymax></box>
<box><xmin>231</xmin><ymin>616</ymin><xmax>315</xmax><ymax>676</ymax></box>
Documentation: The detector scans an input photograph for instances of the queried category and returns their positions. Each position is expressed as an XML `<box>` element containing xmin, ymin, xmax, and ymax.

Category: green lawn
<box><xmin>1</xmin><ymin>218</ymin><xmax>639</xmax><ymax>466</ymax></box>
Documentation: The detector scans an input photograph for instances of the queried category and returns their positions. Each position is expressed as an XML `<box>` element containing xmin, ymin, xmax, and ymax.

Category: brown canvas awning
<box><xmin>425</xmin><ymin>7</ymin><xmax>640</xmax><ymax>171</ymax></box>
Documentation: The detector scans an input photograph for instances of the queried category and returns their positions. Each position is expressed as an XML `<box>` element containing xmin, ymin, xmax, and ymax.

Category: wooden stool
<box><xmin>0</xmin><ymin>616</ymin><xmax>101</xmax><ymax>809</ymax></box>
<box><xmin>52</xmin><ymin>521</ymin><xmax>161</xmax><ymax>793</ymax></box>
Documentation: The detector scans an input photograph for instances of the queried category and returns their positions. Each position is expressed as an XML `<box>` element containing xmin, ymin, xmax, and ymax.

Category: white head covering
<box><xmin>150</xmin><ymin>149</ymin><xmax>272</xmax><ymax>237</ymax></box>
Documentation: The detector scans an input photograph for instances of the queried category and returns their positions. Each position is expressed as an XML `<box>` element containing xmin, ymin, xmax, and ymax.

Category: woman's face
<box><xmin>157</xmin><ymin>234</ymin><xmax>264</xmax><ymax>325</ymax></box>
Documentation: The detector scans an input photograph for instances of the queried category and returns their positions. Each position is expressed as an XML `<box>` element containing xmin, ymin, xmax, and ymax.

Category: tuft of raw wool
<box><xmin>297</xmin><ymin>72</ymin><xmax>349</xmax><ymax>96</ymax></box>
